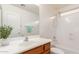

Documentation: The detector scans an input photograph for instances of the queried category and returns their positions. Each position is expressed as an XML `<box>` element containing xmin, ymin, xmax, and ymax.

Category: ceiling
<box><xmin>47</xmin><ymin>4</ymin><xmax>79</xmax><ymax>12</ymax></box>
<box><xmin>13</xmin><ymin>4</ymin><xmax>39</xmax><ymax>14</ymax></box>
<box><xmin>12</xmin><ymin>4</ymin><xmax>79</xmax><ymax>15</ymax></box>
<box><xmin>42</xmin><ymin>4</ymin><xmax>70</xmax><ymax>10</ymax></box>
<box><xmin>13</xmin><ymin>4</ymin><xmax>69</xmax><ymax>15</ymax></box>
<box><xmin>49</xmin><ymin>4</ymin><xmax>69</xmax><ymax>9</ymax></box>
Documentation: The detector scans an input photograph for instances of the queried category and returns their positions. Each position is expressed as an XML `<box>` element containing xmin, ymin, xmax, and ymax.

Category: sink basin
<box><xmin>19</xmin><ymin>41</ymin><xmax>37</xmax><ymax>46</ymax></box>
<box><xmin>8</xmin><ymin>37</ymin><xmax>41</xmax><ymax>45</ymax></box>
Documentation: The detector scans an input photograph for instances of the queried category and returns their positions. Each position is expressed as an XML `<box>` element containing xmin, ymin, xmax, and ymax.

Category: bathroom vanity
<box><xmin>21</xmin><ymin>42</ymin><xmax>50</xmax><ymax>54</ymax></box>
<box><xmin>0</xmin><ymin>36</ymin><xmax>51</xmax><ymax>54</ymax></box>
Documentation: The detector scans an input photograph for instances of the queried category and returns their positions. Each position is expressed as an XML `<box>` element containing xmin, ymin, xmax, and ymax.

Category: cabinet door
<box><xmin>44</xmin><ymin>43</ymin><xmax>50</xmax><ymax>51</ymax></box>
<box><xmin>22</xmin><ymin>45</ymin><xmax>44</xmax><ymax>54</ymax></box>
<box><xmin>43</xmin><ymin>50</ymin><xmax>50</xmax><ymax>54</ymax></box>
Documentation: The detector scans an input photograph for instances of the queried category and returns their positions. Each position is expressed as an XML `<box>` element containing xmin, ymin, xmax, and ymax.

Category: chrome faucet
<box><xmin>24</xmin><ymin>36</ymin><xmax>28</xmax><ymax>41</ymax></box>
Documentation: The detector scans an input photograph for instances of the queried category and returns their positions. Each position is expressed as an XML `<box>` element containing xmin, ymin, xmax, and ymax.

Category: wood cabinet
<box><xmin>21</xmin><ymin>42</ymin><xmax>50</xmax><ymax>54</ymax></box>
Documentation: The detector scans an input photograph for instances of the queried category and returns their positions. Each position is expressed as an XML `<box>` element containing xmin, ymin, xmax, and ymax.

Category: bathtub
<box><xmin>53</xmin><ymin>44</ymin><xmax>79</xmax><ymax>54</ymax></box>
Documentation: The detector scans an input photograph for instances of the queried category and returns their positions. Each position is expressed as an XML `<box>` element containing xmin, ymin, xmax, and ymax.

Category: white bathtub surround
<box><xmin>0</xmin><ymin>36</ymin><xmax>51</xmax><ymax>54</ymax></box>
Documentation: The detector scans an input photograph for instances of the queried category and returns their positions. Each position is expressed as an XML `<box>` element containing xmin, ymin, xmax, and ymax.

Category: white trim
<box><xmin>61</xmin><ymin>8</ymin><xmax>79</xmax><ymax>16</ymax></box>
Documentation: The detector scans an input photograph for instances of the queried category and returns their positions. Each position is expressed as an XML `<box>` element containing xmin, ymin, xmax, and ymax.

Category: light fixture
<box><xmin>49</xmin><ymin>16</ymin><xmax>56</xmax><ymax>19</ymax></box>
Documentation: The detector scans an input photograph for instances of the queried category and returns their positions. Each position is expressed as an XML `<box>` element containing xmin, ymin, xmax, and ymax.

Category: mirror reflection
<box><xmin>0</xmin><ymin>4</ymin><xmax>39</xmax><ymax>38</ymax></box>
<box><xmin>0</xmin><ymin>5</ymin><xmax>2</xmax><ymax>26</ymax></box>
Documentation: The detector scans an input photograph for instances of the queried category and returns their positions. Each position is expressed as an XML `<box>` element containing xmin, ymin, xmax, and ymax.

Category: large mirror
<box><xmin>0</xmin><ymin>4</ymin><xmax>39</xmax><ymax>38</ymax></box>
<box><xmin>0</xmin><ymin>5</ymin><xmax>2</xmax><ymax>26</ymax></box>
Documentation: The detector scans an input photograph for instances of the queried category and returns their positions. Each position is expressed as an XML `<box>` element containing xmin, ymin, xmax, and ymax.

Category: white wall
<box><xmin>40</xmin><ymin>4</ymin><xmax>79</xmax><ymax>53</ymax></box>
<box><xmin>2</xmin><ymin>4</ymin><xmax>39</xmax><ymax>37</ymax></box>
<box><xmin>40</xmin><ymin>4</ymin><xmax>79</xmax><ymax>39</ymax></box>
<box><xmin>40</xmin><ymin>4</ymin><xmax>59</xmax><ymax>39</ymax></box>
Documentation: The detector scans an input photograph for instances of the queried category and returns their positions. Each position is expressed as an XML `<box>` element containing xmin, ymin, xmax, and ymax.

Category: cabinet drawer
<box><xmin>44</xmin><ymin>43</ymin><xmax>50</xmax><ymax>51</ymax></box>
<box><xmin>23</xmin><ymin>45</ymin><xmax>44</xmax><ymax>54</ymax></box>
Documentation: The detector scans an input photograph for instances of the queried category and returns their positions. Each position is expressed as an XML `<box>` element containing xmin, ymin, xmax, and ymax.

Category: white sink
<box><xmin>8</xmin><ymin>37</ymin><xmax>40</xmax><ymax>45</ymax></box>
<box><xmin>19</xmin><ymin>41</ymin><xmax>36</xmax><ymax>46</ymax></box>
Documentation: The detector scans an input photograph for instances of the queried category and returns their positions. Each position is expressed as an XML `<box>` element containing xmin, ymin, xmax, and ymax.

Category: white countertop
<box><xmin>0</xmin><ymin>36</ymin><xmax>51</xmax><ymax>54</ymax></box>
